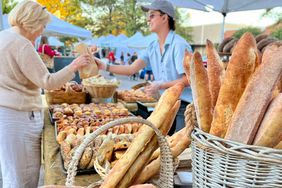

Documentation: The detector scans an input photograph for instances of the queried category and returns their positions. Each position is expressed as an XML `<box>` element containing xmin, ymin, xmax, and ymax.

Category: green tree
<box><xmin>233</xmin><ymin>27</ymin><xmax>261</xmax><ymax>39</ymax></box>
<box><xmin>175</xmin><ymin>9</ymin><xmax>193</xmax><ymax>42</ymax></box>
<box><xmin>271</xmin><ymin>28</ymin><xmax>282</xmax><ymax>40</ymax></box>
<box><xmin>3</xmin><ymin>0</ymin><xmax>17</xmax><ymax>14</ymax></box>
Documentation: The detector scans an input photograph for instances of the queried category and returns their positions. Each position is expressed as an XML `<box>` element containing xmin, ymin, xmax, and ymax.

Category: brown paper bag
<box><xmin>75</xmin><ymin>43</ymin><xmax>99</xmax><ymax>79</ymax></box>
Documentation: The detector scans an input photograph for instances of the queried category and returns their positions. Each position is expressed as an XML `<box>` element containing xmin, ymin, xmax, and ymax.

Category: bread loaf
<box><xmin>274</xmin><ymin>141</ymin><xmax>282</xmax><ymax>149</ymax></box>
<box><xmin>209</xmin><ymin>32</ymin><xmax>257</xmax><ymax>138</ymax></box>
<box><xmin>223</xmin><ymin>38</ymin><xmax>238</xmax><ymax>53</ymax></box>
<box><xmin>225</xmin><ymin>43</ymin><xmax>282</xmax><ymax>144</ymax></box>
<box><xmin>253</xmin><ymin>94</ymin><xmax>282</xmax><ymax>147</ymax></box>
<box><xmin>255</xmin><ymin>34</ymin><xmax>268</xmax><ymax>43</ymax></box>
<box><xmin>218</xmin><ymin>37</ymin><xmax>233</xmax><ymax>52</ymax></box>
<box><xmin>189</xmin><ymin>52</ymin><xmax>212</xmax><ymax>132</ymax></box>
<box><xmin>206</xmin><ymin>39</ymin><xmax>224</xmax><ymax>109</ymax></box>
<box><xmin>257</xmin><ymin>38</ymin><xmax>277</xmax><ymax>51</ymax></box>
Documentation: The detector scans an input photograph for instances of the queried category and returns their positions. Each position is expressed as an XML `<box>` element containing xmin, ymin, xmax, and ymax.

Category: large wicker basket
<box><xmin>191</xmin><ymin>127</ymin><xmax>282</xmax><ymax>188</ymax></box>
<box><xmin>45</xmin><ymin>88</ymin><xmax>86</xmax><ymax>105</ymax></box>
<box><xmin>83</xmin><ymin>83</ymin><xmax>117</xmax><ymax>99</ymax></box>
<box><xmin>65</xmin><ymin>117</ymin><xmax>174</xmax><ymax>188</ymax></box>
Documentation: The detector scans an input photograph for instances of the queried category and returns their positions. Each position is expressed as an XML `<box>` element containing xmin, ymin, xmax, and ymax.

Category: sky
<box><xmin>180</xmin><ymin>8</ymin><xmax>277</xmax><ymax>29</ymax></box>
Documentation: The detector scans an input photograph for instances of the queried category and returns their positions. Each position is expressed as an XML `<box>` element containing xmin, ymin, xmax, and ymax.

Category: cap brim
<box><xmin>141</xmin><ymin>5</ymin><xmax>157</xmax><ymax>12</ymax></box>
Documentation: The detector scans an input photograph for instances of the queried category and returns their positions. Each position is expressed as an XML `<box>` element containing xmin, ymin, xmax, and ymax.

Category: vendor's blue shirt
<box><xmin>140</xmin><ymin>30</ymin><xmax>193</xmax><ymax>103</ymax></box>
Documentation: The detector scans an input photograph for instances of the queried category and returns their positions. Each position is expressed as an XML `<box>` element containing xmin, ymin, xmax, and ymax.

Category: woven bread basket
<box><xmin>191</xmin><ymin>127</ymin><xmax>282</xmax><ymax>188</ymax></box>
<box><xmin>83</xmin><ymin>83</ymin><xmax>117</xmax><ymax>98</ymax></box>
<box><xmin>45</xmin><ymin>82</ymin><xmax>86</xmax><ymax>105</ymax></box>
<box><xmin>65</xmin><ymin>117</ymin><xmax>174</xmax><ymax>188</ymax></box>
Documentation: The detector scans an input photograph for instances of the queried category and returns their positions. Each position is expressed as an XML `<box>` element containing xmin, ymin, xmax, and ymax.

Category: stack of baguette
<box><xmin>98</xmin><ymin>83</ymin><xmax>195</xmax><ymax>187</ymax></box>
<box><xmin>185</xmin><ymin>32</ymin><xmax>282</xmax><ymax>148</ymax></box>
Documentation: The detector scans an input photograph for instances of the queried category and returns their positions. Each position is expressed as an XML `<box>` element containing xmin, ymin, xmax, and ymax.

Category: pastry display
<box><xmin>117</xmin><ymin>89</ymin><xmax>157</xmax><ymax>103</ymax></box>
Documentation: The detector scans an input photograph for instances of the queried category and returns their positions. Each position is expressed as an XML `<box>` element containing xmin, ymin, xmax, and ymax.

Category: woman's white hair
<box><xmin>8</xmin><ymin>0</ymin><xmax>51</xmax><ymax>34</ymax></box>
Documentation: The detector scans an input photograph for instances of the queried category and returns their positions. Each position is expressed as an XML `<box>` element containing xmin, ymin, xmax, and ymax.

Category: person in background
<box><xmin>38</xmin><ymin>36</ymin><xmax>60</xmax><ymax>72</ymax></box>
<box><xmin>95</xmin><ymin>0</ymin><xmax>193</xmax><ymax>135</ymax></box>
<box><xmin>130</xmin><ymin>52</ymin><xmax>139</xmax><ymax>80</ymax></box>
<box><xmin>120</xmin><ymin>51</ymin><xmax>125</xmax><ymax>65</ymax></box>
<box><xmin>90</xmin><ymin>44</ymin><xmax>100</xmax><ymax>58</ymax></box>
<box><xmin>0</xmin><ymin>1</ymin><xmax>90</xmax><ymax>188</ymax></box>
<box><xmin>107</xmin><ymin>50</ymin><xmax>115</xmax><ymax>76</ymax></box>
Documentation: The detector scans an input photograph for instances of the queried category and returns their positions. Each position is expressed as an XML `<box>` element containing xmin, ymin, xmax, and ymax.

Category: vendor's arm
<box><xmin>158</xmin><ymin>74</ymin><xmax>189</xmax><ymax>89</ymax></box>
<box><xmin>95</xmin><ymin>57</ymin><xmax>146</xmax><ymax>76</ymax></box>
<box><xmin>19</xmin><ymin>43</ymin><xmax>90</xmax><ymax>90</ymax></box>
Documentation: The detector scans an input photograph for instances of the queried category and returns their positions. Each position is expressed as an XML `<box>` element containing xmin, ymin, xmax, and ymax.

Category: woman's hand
<box><xmin>69</xmin><ymin>54</ymin><xmax>91</xmax><ymax>72</ymax></box>
<box><xmin>93</xmin><ymin>56</ymin><xmax>107</xmax><ymax>70</ymax></box>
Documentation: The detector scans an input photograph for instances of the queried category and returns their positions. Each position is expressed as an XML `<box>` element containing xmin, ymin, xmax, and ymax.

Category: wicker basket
<box><xmin>45</xmin><ymin>88</ymin><xmax>86</xmax><ymax>105</ymax></box>
<box><xmin>191</xmin><ymin>127</ymin><xmax>282</xmax><ymax>188</ymax></box>
<box><xmin>83</xmin><ymin>83</ymin><xmax>117</xmax><ymax>98</ymax></box>
<box><xmin>65</xmin><ymin>117</ymin><xmax>174</xmax><ymax>188</ymax></box>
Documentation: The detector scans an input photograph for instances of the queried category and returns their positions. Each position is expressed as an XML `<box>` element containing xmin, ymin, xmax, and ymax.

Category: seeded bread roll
<box><xmin>225</xmin><ymin>43</ymin><xmax>282</xmax><ymax>144</ymax></box>
<box><xmin>209</xmin><ymin>32</ymin><xmax>258</xmax><ymax>138</ymax></box>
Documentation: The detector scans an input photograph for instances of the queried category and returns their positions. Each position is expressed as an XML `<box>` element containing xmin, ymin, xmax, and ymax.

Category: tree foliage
<box><xmin>233</xmin><ymin>27</ymin><xmax>262</xmax><ymax>39</ymax></box>
<box><xmin>271</xmin><ymin>28</ymin><xmax>282</xmax><ymax>40</ymax></box>
<box><xmin>2</xmin><ymin>0</ymin><xmax>17</xmax><ymax>14</ymax></box>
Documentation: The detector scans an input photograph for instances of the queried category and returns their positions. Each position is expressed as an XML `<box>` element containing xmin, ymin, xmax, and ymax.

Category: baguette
<box><xmin>274</xmin><ymin>141</ymin><xmax>282</xmax><ymax>149</ymax></box>
<box><xmin>189</xmin><ymin>52</ymin><xmax>212</xmax><ymax>132</ymax></box>
<box><xmin>253</xmin><ymin>94</ymin><xmax>282</xmax><ymax>147</ymax></box>
<box><xmin>225</xmin><ymin>43</ymin><xmax>282</xmax><ymax>144</ymax></box>
<box><xmin>209</xmin><ymin>32</ymin><xmax>257</xmax><ymax>138</ymax></box>
<box><xmin>117</xmin><ymin>100</ymin><xmax>180</xmax><ymax>188</ymax></box>
<box><xmin>206</xmin><ymin>39</ymin><xmax>225</xmax><ymax>109</ymax></box>
<box><xmin>134</xmin><ymin>104</ymin><xmax>195</xmax><ymax>184</ymax></box>
<box><xmin>101</xmin><ymin>83</ymin><xmax>184</xmax><ymax>188</ymax></box>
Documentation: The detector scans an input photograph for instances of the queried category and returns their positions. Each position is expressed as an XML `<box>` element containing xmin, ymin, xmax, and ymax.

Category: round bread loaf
<box><xmin>255</xmin><ymin>34</ymin><xmax>268</xmax><ymax>43</ymax></box>
<box><xmin>257</xmin><ymin>37</ymin><xmax>278</xmax><ymax>51</ymax></box>
<box><xmin>223</xmin><ymin>38</ymin><xmax>238</xmax><ymax>53</ymax></box>
<box><xmin>218</xmin><ymin>37</ymin><xmax>233</xmax><ymax>52</ymax></box>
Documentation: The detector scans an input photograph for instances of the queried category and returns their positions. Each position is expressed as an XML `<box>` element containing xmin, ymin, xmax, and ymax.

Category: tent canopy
<box><xmin>3</xmin><ymin>14</ymin><xmax>92</xmax><ymax>39</ymax></box>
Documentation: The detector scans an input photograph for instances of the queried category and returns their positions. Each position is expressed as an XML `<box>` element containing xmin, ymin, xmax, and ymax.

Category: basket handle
<box><xmin>65</xmin><ymin>117</ymin><xmax>174</xmax><ymax>188</ymax></box>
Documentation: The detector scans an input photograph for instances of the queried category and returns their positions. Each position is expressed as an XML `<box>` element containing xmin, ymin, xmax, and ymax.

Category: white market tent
<box><xmin>2</xmin><ymin>14</ymin><xmax>92</xmax><ymax>39</ymax></box>
<box><xmin>127</xmin><ymin>33</ymin><xmax>157</xmax><ymax>49</ymax></box>
<box><xmin>48</xmin><ymin>36</ymin><xmax>64</xmax><ymax>46</ymax></box>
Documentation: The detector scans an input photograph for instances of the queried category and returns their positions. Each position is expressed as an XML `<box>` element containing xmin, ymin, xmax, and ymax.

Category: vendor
<box><xmin>95</xmin><ymin>0</ymin><xmax>193</xmax><ymax>135</ymax></box>
<box><xmin>0</xmin><ymin>1</ymin><xmax>90</xmax><ymax>188</ymax></box>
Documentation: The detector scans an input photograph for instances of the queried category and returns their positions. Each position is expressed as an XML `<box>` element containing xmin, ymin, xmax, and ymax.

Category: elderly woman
<box><xmin>0</xmin><ymin>1</ymin><xmax>90</xmax><ymax>188</ymax></box>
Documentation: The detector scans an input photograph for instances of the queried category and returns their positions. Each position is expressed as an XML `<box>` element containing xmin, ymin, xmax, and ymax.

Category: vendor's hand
<box><xmin>69</xmin><ymin>54</ymin><xmax>91</xmax><ymax>72</ymax></box>
<box><xmin>93</xmin><ymin>56</ymin><xmax>107</xmax><ymax>70</ymax></box>
<box><xmin>144</xmin><ymin>81</ymin><xmax>162</xmax><ymax>97</ymax></box>
<box><xmin>129</xmin><ymin>184</ymin><xmax>156</xmax><ymax>188</ymax></box>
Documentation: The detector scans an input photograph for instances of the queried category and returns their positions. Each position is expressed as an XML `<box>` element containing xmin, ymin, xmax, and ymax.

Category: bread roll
<box><xmin>255</xmin><ymin>34</ymin><xmax>268</xmax><ymax>43</ymax></box>
<box><xmin>253</xmin><ymin>94</ymin><xmax>282</xmax><ymax>147</ymax></box>
<box><xmin>206</xmin><ymin>39</ymin><xmax>224</xmax><ymax>109</ymax></box>
<box><xmin>209</xmin><ymin>32</ymin><xmax>257</xmax><ymax>138</ymax></box>
<box><xmin>223</xmin><ymin>38</ymin><xmax>238</xmax><ymax>53</ymax></box>
<box><xmin>189</xmin><ymin>52</ymin><xmax>212</xmax><ymax>132</ymax></box>
<box><xmin>225</xmin><ymin>43</ymin><xmax>282</xmax><ymax>144</ymax></box>
<box><xmin>257</xmin><ymin>38</ymin><xmax>277</xmax><ymax>51</ymax></box>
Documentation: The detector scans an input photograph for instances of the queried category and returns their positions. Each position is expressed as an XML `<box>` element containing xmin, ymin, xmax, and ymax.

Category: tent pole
<box><xmin>221</xmin><ymin>12</ymin><xmax>226</xmax><ymax>41</ymax></box>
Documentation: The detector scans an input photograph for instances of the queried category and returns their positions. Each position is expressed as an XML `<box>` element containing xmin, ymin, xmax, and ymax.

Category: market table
<box><xmin>42</xmin><ymin>108</ymin><xmax>101</xmax><ymax>186</ymax></box>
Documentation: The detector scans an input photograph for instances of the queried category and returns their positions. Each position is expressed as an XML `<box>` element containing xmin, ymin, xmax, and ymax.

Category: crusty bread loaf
<box><xmin>189</xmin><ymin>52</ymin><xmax>212</xmax><ymax>132</ymax></box>
<box><xmin>253</xmin><ymin>94</ymin><xmax>282</xmax><ymax>147</ymax></box>
<box><xmin>183</xmin><ymin>50</ymin><xmax>192</xmax><ymax>84</ymax></box>
<box><xmin>274</xmin><ymin>141</ymin><xmax>282</xmax><ymax>149</ymax></box>
<box><xmin>225</xmin><ymin>43</ymin><xmax>282</xmax><ymax>144</ymax></box>
<box><xmin>223</xmin><ymin>38</ymin><xmax>238</xmax><ymax>53</ymax></box>
<box><xmin>206</xmin><ymin>39</ymin><xmax>225</xmax><ymax>109</ymax></box>
<box><xmin>218</xmin><ymin>37</ymin><xmax>233</xmax><ymax>52</ymax></box>
<box><xmin>209</xmin><ymin>32</ymin><xmax>257</xmax><ymax>138</ymax></box>
<box><xmin>255</xmin><ymin>34</ymin><xmax>268</xmax><ymax>43</ymax></box>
